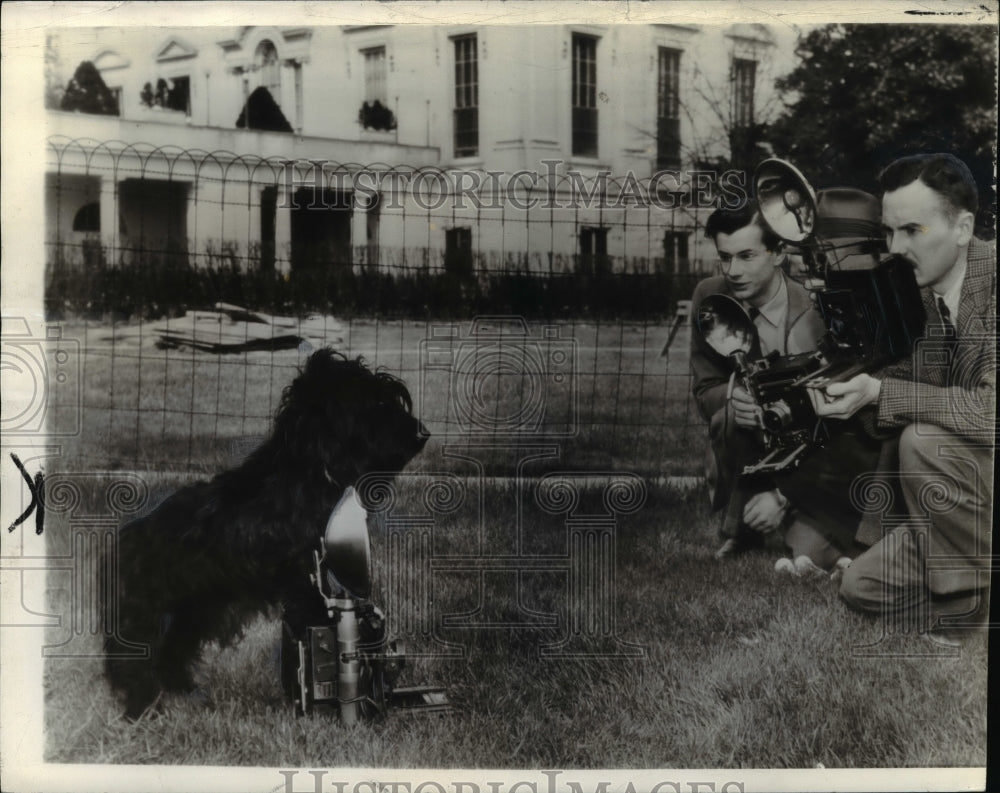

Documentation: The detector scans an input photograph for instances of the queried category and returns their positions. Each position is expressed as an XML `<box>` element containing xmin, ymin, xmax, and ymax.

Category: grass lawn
<box><xmin>49</xmin><ymin>317</ymin><xmax>703</xmax><ymax>477</ymax></box>
<box><xmin>43</xmin><ymin>478</ymin><xmax>987</xmax><ymax>768</ymax></box>
<box><xmin>36</xmin><ymin>315</ymin><xmax>988</xmax><ymax>770</ymax></box>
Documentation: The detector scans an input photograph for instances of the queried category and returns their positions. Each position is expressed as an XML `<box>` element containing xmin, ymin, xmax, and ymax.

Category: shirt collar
<box><xmin>746</xmin><ymin>274</ymin><xmax>787</xmax><ymax>327</ymax></box>
<box><xmin>934</xmin><ymin>256</ymin><xmax>967</xmax><ymax>324</ymax></box>
<box><xmin>935</xmin><ymin>257</ymin><xmax>967</xmax><ymax>302</ymax></box>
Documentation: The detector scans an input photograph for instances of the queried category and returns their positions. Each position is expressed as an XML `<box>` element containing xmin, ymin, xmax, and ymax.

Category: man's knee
<box><xmin>898</xmin><ymin>423</ymin><xmax>952</xmax><ymax>476</ymax></box>
<box><xmin>898</xmin><ymin>423</ymin><xmax>991</xmax><ymax>512</ymax></box>
<box><xmin>838</xmin><ymin>541</ymin><xmax>908</xmax><ymax>613</ymax></box>
<box><xmin>839</xmin><ymin>559</ymin><xmax>874</xmax><ymax>611</ymax></box>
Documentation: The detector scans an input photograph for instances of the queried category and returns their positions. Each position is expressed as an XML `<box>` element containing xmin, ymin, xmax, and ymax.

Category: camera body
<box><xmin>280</xmin><ymin>487</ymin><xmax>447</xmax><ymax>721</ymax></box>
<box><xmin>737</xmin><ymin>349</ymin><xmax>826</xmax><ymax>445</ymax></box>
<box><xmin>281</xmin><ymin>590</ymin><xmax>408</xmax><ymax>719</ymax></box>
<box><xmin>730</xmin><ymin>254</ymin><xmax>925</xmax><ymax>473</ymax></box>
<box><xmin>280</xmin><ymin>553</ymin><xmax>447</xmax><ymax>721</ymax></box>
<box><xmin>816</xmin><ymin>255</ymin><xmax>926</xmax><ymax>365</ymax></box>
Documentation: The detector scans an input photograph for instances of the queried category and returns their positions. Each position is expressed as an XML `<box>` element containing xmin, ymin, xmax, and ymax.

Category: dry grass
<box><xmin>43</xmin><ymin>479</ymin><xmax>987</xmax><ymax>768</ymax></box>
<box><xmin>50</xmin><ymin>317</ymin><xmax>703</xmax><ymax>476</ymax></box>
<box><xmin>38</xmin><ymin>317</ymin><xmax>987</xmax><ymax>769</ymax></box>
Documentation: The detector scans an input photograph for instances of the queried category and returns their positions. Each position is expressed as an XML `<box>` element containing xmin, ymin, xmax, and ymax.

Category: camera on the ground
<box><xmin>696</xmin><ymin>159</ymin><xmax>926</xmax><ymax>474</ymax></box>
<box><xmin>280</xmin><ymin>487</ymin><xmax>448</xmax><ymax>721</ymax></box>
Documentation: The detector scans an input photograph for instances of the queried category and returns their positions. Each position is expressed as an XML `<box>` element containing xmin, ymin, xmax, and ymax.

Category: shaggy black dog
<box><xmin>103</xmin><ymin>349</ymin><xmax>427</xmax><ymax>720</ymax></box>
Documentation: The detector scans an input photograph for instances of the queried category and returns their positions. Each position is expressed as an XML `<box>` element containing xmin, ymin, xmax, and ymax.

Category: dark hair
<box><xmin>877</xmin><ymin>153</ymin><xmax>979</xmax><ymax>218</ymax></box>
<box><xmin>704</xmin><ymin>199</ymin><xmax>781</xmax><ymax>251</ymax></box>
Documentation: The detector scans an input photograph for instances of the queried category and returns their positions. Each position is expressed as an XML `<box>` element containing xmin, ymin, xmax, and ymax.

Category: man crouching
<box><xmin>809</xmin><ymin>153</ymin><xmax>994</xmax><ymax>632</ymax></box>
<box><xmin>690</xmin><ymin>199</ymin><xmax>882</xmax><ymax>575</ymax></box>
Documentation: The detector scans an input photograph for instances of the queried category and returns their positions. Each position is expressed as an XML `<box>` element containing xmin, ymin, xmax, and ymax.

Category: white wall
<box><xmin>46</xmin><ymin>24</ymin><xmax>795</xmax><ymax>277</ymax></box>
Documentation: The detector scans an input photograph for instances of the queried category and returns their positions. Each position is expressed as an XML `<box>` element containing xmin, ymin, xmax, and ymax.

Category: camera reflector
<box><xmin>323</xmin><ymin>487</ymin><xmax>372</xmax><ymax>598</ymax></box>
<box><xmin>755</xmin><ymin>159</ymin><xmax>817</xmax><ymax>243</ymax></box>
<box><xmin>695</xmin><ymin>294</ymin><xmax>758</xmax><ymax>358</ymax></box>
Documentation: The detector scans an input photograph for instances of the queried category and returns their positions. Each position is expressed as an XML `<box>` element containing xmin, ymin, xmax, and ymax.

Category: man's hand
<box><xmin>730</xmin><ymin>384</ymin><xmax>761</xmax><ymax>428</ymax></box>
<box><xmin>807</xmin><ymin>373</ymin><xmax>881</xmax><ymax>419</ymax></box>
<box><xmin>742</xmin><ymin>489</ymin><xmax>789</xmax><ymax>534</ymax></box>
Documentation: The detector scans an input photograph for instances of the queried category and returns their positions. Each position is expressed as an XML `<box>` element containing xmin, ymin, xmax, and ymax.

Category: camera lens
<box><xmin>762</xmin><ymin>400</ymin><xmax>794</xmax><ymax>432</ymax></box>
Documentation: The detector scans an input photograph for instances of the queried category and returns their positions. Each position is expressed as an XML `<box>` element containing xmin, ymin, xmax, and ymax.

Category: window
<box><xmin>165</xmin><ymin>76</ymin><xmax>190</xmax><ymax>115</ymax></box>
<box><xmin>260</xmin><ymin>186</ymin><xmax>276</xmax><ymax>270</ymax></box>
<box><xmin>108</xmin><ymin>87</ymin><xmax>122</xmax><ymax>116</ymax></box>
<box><xmin>452</xmin><ymin>35</ymin><xmax>479</xmax><ymax>158</ymax></box>
<box><xmin>139</xmin><ymin>77</ymin><xmax>189</xmax><ymax>114</ymax></box>
<box><xmin>571</xmin><ymin>34</ymin><xmax>598</xmax><ymax>158</ymax></box>
<box><xmin>656</xmin><ymin>48</ymin><xmax>682</xmax><ymax>170</ymax></box>
<box><xmin>358</xmin><ymin>46</ymin><xmax>397</xmax><ymax>131</ymax></box>
<box><xmin>365</xmin><ymin>199</ymin><xmax>380</xmax><ymax>267</ymax></box>
<box><xmin>731</xmin><ymin>57</ymin><xmax>756</xmax><ymax>128</ymax></box>
<box><xmin>578</xmin><ymin>225</ymin><xmax>609</xmax><ymax>274</ymax></box>
<box><xmin>663</xmin><ymin>230</ymin><xmax>690</xmax><ymax>275</ymax></box>
<box><xmin>362</xmin><ymin>47</ymin><xmax>387</xmax><ymax>104</ymax></box>
<box><xmin>256</xmin><ymin>40</ymin><xmax>281</xmax><ymax>104</ymax></box>
<box><xmin>290</xmin><ymin>188</ymin><xmax>352</xmax><ymax>272</ymax></box>
<box><xmin>445</xmin><ymin>227</ymin><xmax>473</xmax><ymax>277</ymax></box>
<box><xmin>73</xmin><ymin>202</ymin><xmax>101</xmax><ymax>232</ymax></box>
<box><xmin>117</xmin><ymin>179</ymin><xmax>189</xmax><ymax>256</ymax></box>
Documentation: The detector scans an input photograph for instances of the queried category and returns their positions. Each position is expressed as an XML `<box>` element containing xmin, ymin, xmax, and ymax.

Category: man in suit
<box><xmin>691</xmin><ymin>200</ymin><xmax>881</xmax><ymax>569</ymax></box>
<box><xmin>809</xmin><ymin>153</ymin><xmax>995</xmax><ymax>625</ymax></box>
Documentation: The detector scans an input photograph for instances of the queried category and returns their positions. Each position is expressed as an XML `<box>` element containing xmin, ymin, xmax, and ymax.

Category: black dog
<box><xmin>102</xmin><ymin>349</ymin><xmax>427</xmax><ymax>720</ymax></box>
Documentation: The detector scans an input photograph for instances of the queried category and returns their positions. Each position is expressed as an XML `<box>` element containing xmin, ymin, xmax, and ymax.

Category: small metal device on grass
<box><xmin>281</xmin><ymin>487</ymin><xmax>448</xmax><ymax>721</ymax></box>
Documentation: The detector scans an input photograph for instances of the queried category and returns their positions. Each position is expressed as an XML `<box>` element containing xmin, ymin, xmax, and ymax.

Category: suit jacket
<box><xmin>690</xmin><ymin>271</ymin><xmax>827</xmax><ymax>518</ymax></box>
<box><xmin>690</xmin><ymin>271</ymin><xmax>827</xmax><ymax>423</ymax></box>
<box><xmin>874</xmin><ymin>237</ymin><xmax>997</xmax><ymax>444</ymax></box>
<box><xmin>855</xmin><ymin>237</ymin><xmax>997</xmax><ymax>546</ymax></box>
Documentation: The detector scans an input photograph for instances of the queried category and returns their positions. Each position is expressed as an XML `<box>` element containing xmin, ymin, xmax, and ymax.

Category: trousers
<box><xmin>710</xmin><ymin>404</ymin><xmax>881</xmax><ymax>562</ymax></box>
<box><xmin>839</xmin><ymin>424</ymin><xmax>993</xmax><ymax>621</ymax></box>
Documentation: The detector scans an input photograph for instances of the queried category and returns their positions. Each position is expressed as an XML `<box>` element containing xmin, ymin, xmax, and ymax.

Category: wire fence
<box><xmin>38</xmin><ymin>137</ymin><xmax>723</xmax><ymax>479</ymax></box>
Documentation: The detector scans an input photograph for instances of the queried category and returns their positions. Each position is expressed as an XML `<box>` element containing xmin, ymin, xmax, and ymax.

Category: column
<box><xmin>99</xmin><ymin>175</ymin><xmax>118</xmax><ymax>262</ymax></box>
<box><xmin>275</xmin><ymin>190</ymin><xmax>292</xmax><ymax>275</ymax></box>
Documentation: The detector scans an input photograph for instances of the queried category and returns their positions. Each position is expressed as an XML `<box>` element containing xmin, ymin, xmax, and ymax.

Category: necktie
<box><xmin>747</xmin><ymin>307</ymin><xmax>761</xmax><ymax>321</ymax></box>
<box><xmin>937</xmin><ymin>297</ymin><xmax>957</xmax><ymax>340</ymax></box>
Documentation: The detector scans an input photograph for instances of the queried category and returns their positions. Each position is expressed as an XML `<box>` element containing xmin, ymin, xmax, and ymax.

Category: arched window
<box><xmin>255</xmin><ymin>40</ymin><xmax>281</xmax><ymax>103</ymax></box>
<box><xmin>73</xmin><ymin>202</ymin><xmax>100</xmax><ymax>232</ymax></box>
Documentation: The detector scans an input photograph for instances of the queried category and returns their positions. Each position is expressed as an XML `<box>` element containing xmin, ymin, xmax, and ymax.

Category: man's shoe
<box><xmin>714</xmin><ymin>537</ymin><xmax>739</xmax><ymax>561</ymax></box>
<box><xmin>921</xmin><ymin>629</ymin><xmax>962</xmax><ymax>649</ymax></box>
<box><xmin>793</xmin><ymin>555</ymin><xmax>828</xmax><ymax>580</ymax></box>
<box><xmin>829</xmin><ymin>556</ymin><xmax>852</xmax><ymax>586</ymax></box>
<box><xmin>774</xmin><ymin>557</ymin><xmax>797</xmax><ymax>575</ymax></box>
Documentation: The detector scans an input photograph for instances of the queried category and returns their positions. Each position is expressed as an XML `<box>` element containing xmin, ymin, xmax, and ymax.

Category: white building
<box><xmin>45</xmin><ymin>23</ymin><xmax>797</xmax><ymax>291</ymax></box>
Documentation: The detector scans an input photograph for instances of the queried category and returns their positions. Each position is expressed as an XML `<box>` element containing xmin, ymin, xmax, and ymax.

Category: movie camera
<box><xmin>696</xmin><ymin>159</ymin><xmax>926</xmax><ymax>474</ymax></box>
<box><xmin>281</xmin><ymin>487</ymin><xmax>448</xmax><ymax>722</ymax></box>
